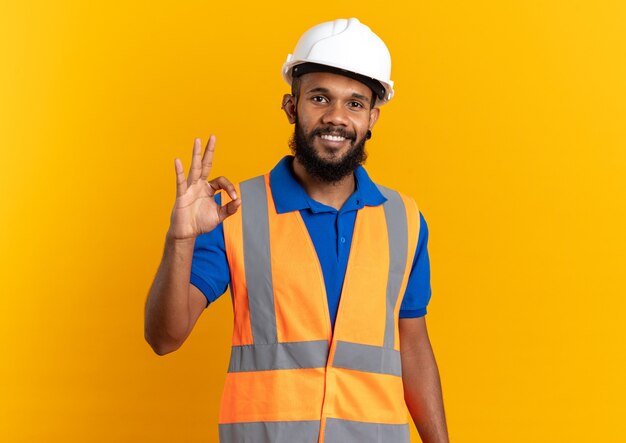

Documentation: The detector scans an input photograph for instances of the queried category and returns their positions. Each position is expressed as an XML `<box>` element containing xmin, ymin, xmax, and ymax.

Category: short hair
<box><xmin>291</xmin><ymin>75</ymin><xmax>301</xmax><ymax>99</ymax></box>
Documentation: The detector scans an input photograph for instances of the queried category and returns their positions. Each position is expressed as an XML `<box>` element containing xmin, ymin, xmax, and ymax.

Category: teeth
<box><xmin>320</xmin><ymin>134</ymin><xmax>346</xmax><ymax>141</ymax></box>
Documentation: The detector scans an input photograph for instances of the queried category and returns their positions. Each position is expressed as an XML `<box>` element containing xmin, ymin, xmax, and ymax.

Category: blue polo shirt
<box><xmin>190</xmin><ymin>156</ymin><xmax>432</xmax><ymax>329</ymax></box>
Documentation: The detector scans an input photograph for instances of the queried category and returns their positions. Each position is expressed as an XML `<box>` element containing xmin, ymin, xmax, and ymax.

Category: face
<box><xmin>283</xmin><ymin>72</ymin><xmax>380</xmax><ymax>182</ymax></box>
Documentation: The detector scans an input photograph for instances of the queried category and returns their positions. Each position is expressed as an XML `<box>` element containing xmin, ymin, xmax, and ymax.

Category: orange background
<box><xmin>1</xmin><ymin>1</ymin><xmax>625</xmax><ymax>441</ymax></box>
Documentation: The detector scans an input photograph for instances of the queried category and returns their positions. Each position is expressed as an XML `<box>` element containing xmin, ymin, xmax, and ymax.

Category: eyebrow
<box><xmin>305</xmin><ymin>87</ymin><xmax>371</xmax><ymax>104</ymax></box>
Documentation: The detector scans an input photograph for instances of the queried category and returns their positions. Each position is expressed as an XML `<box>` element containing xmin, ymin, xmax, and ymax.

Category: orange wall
<box><xmin>1</xmin><ymin>1</ymin><xmax>625</xmax><ymax>441</ymax></box>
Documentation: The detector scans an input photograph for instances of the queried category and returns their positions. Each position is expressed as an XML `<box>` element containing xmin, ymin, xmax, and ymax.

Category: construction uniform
<box><xmin>191</xmin><ymin>155</ymin><xmax>432</xmax><ymax>443</ymax></box>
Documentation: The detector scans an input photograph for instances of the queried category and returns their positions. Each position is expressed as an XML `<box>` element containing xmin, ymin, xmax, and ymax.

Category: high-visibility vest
<box><xmin>218</xmin><ymin>173</ymin><xmax>420</xmax><ymax>443</ymax></box>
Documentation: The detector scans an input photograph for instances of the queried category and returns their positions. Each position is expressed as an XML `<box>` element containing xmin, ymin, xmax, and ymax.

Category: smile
<box><xmin>320</xmin><ymin>134</ymin><xmax>346</xmax><ymax>142</ymax></box>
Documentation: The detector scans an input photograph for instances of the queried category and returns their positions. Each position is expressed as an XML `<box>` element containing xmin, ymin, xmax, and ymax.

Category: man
<box><xmin>145</xmin><ymin>18</ymin><xmax>449</xmax><ymax>443</ymax></box>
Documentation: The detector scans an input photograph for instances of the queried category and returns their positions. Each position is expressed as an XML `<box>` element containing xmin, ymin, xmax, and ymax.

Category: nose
<box><xmin>321</xmin><ymin>103</ymin><xmax>349</xmax><ymax>126</ymax></box>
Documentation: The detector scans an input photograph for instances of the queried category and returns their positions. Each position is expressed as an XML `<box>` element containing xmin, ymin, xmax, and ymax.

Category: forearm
<box><xmin>400</xmin><ymin>318</ymin><xmax>449</xmax><ymax>443</ymax></box>
<box><xmin>144</xmin><ymin>234</ymin><xmax>196</xmax><ymax>354</ymax></box>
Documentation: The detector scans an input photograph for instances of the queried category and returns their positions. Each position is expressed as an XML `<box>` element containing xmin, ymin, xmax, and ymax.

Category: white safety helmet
<box><xmin>282</xmin><ymin>18</ymin><xmax>394</xmax><ymax>106</ymax></box>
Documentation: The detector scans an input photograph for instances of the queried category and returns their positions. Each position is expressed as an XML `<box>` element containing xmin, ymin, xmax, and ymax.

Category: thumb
<box><xmin>218</xmin><ymin>198</ymin><xmax>241</xmax><ymax>223</ymax></box>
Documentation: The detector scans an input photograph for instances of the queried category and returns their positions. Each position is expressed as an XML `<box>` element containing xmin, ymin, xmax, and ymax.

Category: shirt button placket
<box><xmin>337</xmin><ymin>212</ymin><xmax>347</xmax><ymax>261</ymax></box>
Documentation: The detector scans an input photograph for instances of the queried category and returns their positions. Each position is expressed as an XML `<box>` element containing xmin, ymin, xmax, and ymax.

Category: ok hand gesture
<box><xmin>167</xmin><ymin>136</ymin><xmax>241</xmax><ymax>241</ymax></box>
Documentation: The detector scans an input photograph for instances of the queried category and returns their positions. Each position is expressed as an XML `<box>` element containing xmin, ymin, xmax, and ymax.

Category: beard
<box><xmin>289</xmin><ymin>120</ymin><xmax>368</xmax><ymax>183</ymax></box>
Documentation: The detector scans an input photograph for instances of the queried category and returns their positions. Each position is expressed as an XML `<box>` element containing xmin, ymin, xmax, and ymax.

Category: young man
<box><xmin>145</xmin><ymin>18</ymin><xmax>449</xmax><ymax>443</ymax></box>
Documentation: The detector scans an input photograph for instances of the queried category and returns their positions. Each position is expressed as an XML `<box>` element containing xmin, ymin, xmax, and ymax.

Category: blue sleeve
<box><xmin>399</xmin><ymin>211</ymin><xmax>432</xmax><ymax>318</ymax></box>
<box><xmin>190</xmin><ymin>192</ymin><xmax>231</xmax><ymax>307</ymax></box>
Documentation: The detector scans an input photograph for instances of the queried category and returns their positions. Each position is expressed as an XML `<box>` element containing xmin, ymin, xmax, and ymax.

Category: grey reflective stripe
<box><xmin>376</xmin><ymin>185</ymin><xmax>408</xmax><ymax>349</ymax></box>
<box><xmin>219</xmin><ymin>420</ymin><xmax>320</xmax><ymax>443</ymax></box>
<box><xmin>240</xmin><ymin>176</ymin><xmax>277</xmax><ymax>345</ymax></box>
<box><xmin>325</xmin><ymin>418</ymin><xmax>410</xmax><ymax>443</ymax></box>
<box><xmin>332</xmin><ymin>340</ymin><xmax>402</xmax><ymax>377</ymax></box>
<box><xmin>228</xmin><ymin>340</ymin><xmax>329</xmax><ymax>372</ymax></box>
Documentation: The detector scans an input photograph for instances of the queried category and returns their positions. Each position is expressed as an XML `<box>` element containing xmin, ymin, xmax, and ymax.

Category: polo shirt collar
<box><xmin>269</xmin><ymin>155</ymin><xmax>386</xmax><ymax>214</ymax></box>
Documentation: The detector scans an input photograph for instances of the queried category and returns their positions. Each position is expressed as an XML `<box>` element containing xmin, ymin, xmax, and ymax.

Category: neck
<box><xmin>292</xmin><ymin>157</ymin><xmax>356</xmax><ymax>210</ymax></box>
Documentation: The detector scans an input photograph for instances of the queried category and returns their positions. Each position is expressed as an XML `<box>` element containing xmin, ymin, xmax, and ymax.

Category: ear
<box><xmin>282</xmin><ymin>94</ymin><xmax>297</xmax><ymax>124</ymax></box>
<box><xmin>368</xmin><ymin>107</ymin><xmax>380</xmax><ymax>131</ymax></box>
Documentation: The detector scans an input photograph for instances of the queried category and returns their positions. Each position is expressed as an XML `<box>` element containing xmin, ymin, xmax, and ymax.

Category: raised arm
<box><xmin>144</xmin><ymin>136</ymin><xmax>240</xmax><ymax>355</ymax></box>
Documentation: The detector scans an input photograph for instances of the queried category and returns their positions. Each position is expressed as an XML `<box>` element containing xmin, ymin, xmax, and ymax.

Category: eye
<box><xmin>311</xmin><ymin>95</ymin><xmax>328</xmax><ymax>103</ymax></box>
<box><xmin>348</xmin><ymin>101</ymin><xmax>365</xmax><ymax>109</ymax></box>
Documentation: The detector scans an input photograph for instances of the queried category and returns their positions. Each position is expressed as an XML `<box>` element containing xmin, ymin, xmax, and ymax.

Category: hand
<box><xmin>167</xmin><ymin>136</ymin><xmax>241</xmax><ymax>241</ymax></box>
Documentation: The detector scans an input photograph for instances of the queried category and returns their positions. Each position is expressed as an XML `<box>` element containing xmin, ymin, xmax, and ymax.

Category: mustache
<box><xmin>310</xmin><ymin>126</ymin><xmax>357</xmax><ymax>141</ymax></box>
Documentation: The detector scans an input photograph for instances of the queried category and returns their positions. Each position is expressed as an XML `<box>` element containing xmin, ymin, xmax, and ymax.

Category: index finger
<box><xmin>199</xmin><ymin>135</ymin><xmax>216</xmax><ymax>181</ymax></box>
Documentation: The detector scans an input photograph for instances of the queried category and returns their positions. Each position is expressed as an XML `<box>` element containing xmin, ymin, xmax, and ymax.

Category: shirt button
<box><xmin>340</xmin><ymin>237</ymin><xmax>346</xmax><ymax>243</ymax></box>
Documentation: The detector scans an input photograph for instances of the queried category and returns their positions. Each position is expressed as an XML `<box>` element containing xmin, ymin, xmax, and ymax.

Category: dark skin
<box><xmin>144</xmin><ymin>71</ymin><xmax>449</xmax><ymax>443</ymax></box>
<box><xmin>281</xmin><ymin>72</ymin><xmax>379</xmax><ymax>210</ymax></box>
<box><xmin>144</xmin><ymin>135</ymin><xmax>240</xmax><ymax>355</ymax></box>
<box><xmin>284</xmin><ymin>72</ymin><xmax>449</xmax><ymax>443</ymax></box>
